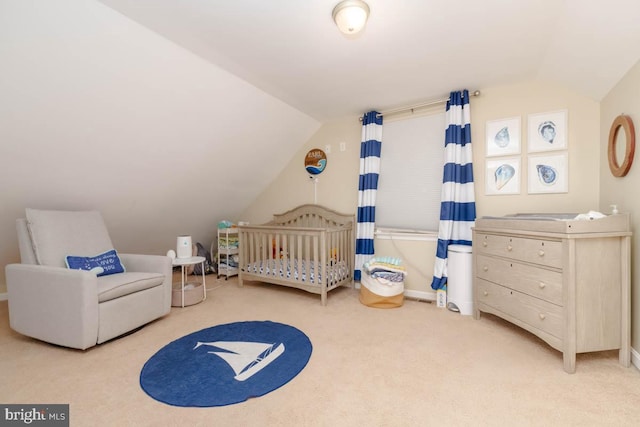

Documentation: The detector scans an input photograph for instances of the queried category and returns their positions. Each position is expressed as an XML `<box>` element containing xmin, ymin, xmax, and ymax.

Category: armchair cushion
<box><xmin>97</xmin><ymin>272</ymin><xmax>165</xmax><ymax>303</ymax></box>
<box><xmin>26</xmin><ymin>209</ymin><xmax>113</xmax><ymax>268</ymax></box>
<box><xmin>65</xmin><ymin>249</ymin><xmax>126</xmax><ymax>277</ymax></box>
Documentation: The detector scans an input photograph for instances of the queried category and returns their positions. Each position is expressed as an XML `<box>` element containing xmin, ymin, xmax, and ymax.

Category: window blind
<box><xmin>375</xmin><ymin>111</ymin><xmax>446</xmax><ymax>231</ymax></box>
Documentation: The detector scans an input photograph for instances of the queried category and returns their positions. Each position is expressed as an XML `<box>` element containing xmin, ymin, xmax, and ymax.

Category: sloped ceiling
<box><xmin>99</xmin><ymin>0</ymin><xmax>640</xmax><ymax>121</ymax></box>
<box><xmin>2</xmin><ymin>0</ymin><xmax>640</xmax><ymax>282</ymax></box>
<box><xmin>0</xmin><ymin>0</ymin><xmax>320</xmax><ymax>263</ymax></box>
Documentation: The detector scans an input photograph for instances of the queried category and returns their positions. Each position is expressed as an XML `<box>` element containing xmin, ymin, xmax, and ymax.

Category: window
<box><xmin>375</xmin><ymin>111</ymin><xmax>446</xmax><ymax>232</ymax></box>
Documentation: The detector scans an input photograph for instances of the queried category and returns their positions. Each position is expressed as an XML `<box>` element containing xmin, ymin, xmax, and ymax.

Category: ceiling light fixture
<box><xmin>332</xmin><ymin>0</ymin><xmax>370</xmax><ymax>35</ymax></box>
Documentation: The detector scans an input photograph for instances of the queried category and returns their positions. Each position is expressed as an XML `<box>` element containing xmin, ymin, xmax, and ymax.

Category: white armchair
<box><xmin>5</xmin><ymin>209</ymin><xmax>172</xmax><ymax>350</ymax></box>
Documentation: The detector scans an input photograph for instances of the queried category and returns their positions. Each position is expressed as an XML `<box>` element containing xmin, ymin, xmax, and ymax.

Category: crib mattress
<box><xmin>243</xmin><ymin>259</ymin><xmax>349</xmax><ymax>285</ymax></box>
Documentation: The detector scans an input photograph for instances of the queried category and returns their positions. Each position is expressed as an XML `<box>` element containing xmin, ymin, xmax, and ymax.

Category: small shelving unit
<box><xmin>217</xmin><ymin>227</ymin><xmax>239</xmax><ymax>280</ymax></box>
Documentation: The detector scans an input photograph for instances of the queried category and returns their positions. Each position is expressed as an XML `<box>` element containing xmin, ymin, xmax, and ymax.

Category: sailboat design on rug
<box><xmin>193</xmin><ymin>340</ymin><xmax>286</xmax><ymax>381</ymax></box>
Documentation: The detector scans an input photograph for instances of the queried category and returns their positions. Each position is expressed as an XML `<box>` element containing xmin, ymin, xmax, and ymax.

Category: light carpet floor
<box><xmin>1</xmin><ymin>274</ymin><xmax>639</xmax><ymax>427</ymax></box>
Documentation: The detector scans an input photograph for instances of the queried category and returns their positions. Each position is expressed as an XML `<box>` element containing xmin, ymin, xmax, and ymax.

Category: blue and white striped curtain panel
<box><xmin>431</xmin><ymin>90</ymin><xmax>476</xmax><ymax>290</ymax></box>
<box><xmin>355</xmin><ymin>111</ymin><xmax>382</xmax><ymax>281</ymax></box>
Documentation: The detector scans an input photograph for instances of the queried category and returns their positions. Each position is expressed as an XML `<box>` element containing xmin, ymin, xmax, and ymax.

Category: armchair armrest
<box><xmin>119</xmin><ymin>253</ymin><xmax>172</xmax><ymax>276</ymax></box>
<box><xmin>5</xmin><ymin>264</ymin><xmax>99</xmax><ymax>350</ymax></box>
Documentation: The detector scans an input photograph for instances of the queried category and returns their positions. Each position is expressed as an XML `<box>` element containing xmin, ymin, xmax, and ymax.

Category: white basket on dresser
<box><xmin>472</xmin><ymin>213</ymin><xmax>631</xmax><ymax>373</ymax></box>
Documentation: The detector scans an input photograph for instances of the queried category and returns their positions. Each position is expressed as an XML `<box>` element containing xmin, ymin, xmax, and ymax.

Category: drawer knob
<box><xmin>539</xmin><ymin>313</ymin><xmax>546</xmax><ymax>320</ymax></box>
<box><xmin>483</xmin><ymin>291</ymin><xmax>488</xmax><ymax>296</ymax></box>
<box><xmin>538</xmin><ymin>250</ymin><xmax>545</xmax><ymax>257</ymax></box>
<box><xmin>539</xmin><ymin>282</ymin><xmax>546</xmax><ymax>289</ymax></box>
<box><xmin>483</xmin><ymin>266</ymin><xmax>489</xmax><ymax>272</ymax></box>
<box><xmin>507</xmin><ymin>245</ymin><xmax>513</xmax><ymax>251</ymax></box>
<box><xmin>482</xmin><ymin>241</ymin><xmax>487</xmax><ymax>247</ymax></box>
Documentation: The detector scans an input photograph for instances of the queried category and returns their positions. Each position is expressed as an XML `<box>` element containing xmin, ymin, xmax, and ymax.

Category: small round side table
<box><xmin>172</xmin><ymin>256</ymin><xmax>207</xmax><ymax>307</ymax></box>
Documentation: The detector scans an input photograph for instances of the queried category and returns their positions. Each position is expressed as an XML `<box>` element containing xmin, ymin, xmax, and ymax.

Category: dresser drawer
<box><xmin>475</xmin><ymin>254</ymin><xmax>563</xmax><ymax>305</ymax></box>
<box><xmin>475</xmin><ymin>233</ymin><xmax>562</xmax><ymax>268</ymax></box>
<box><xmin>476</xmin><ymin>279</ymin><xmax>563</xmax><ymax>339</ymax></box>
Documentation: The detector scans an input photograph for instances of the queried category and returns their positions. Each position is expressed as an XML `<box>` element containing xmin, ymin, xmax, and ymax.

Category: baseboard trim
<box><xmin>631</xmin><ymin>346</ymin><xmax>640</xmax><ymax>371</ymax></box>
<box><xmin>404</xmin><ymin>289</ymin><xmax>436</xmax><ymax>302</ymax></box>
<box><xmin>0</xmin><ymin>292</ymin><xmax>7</xmax><ymax>301</ymax></box>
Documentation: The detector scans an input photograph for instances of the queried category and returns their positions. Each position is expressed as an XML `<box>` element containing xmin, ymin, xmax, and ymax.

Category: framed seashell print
<box><xmin>527</xmin><ymin>152</ymin><xmax>568</xmax><ymax>194</ymax></box>
<box><xmin>528</xmin><ymin>110</ymin><xmax>567</xmax><ymax>152</ymax></box>
<box><xmin>486</xmin><ymin>157</ymin><xmax>520</xmax><ymax>195</ymax></box>
<box><xmin>486</xmin><ymin>116</ymin><xmax>521</xmax><ymax>157</ymax></box>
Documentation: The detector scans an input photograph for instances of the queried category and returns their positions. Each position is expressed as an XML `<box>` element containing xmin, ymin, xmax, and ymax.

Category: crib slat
<box><xmin>312</xmin><ymin>235</ymin><xmax>318</xmax><ymax>285</ymax></box>
<box><xmin>296</xmin><ymin>234</ymin><xmax>303</xmax><ymax>283</ymax></box>
<box><xmin>320</xmin><ymin>231</ymin><xmax>327</xmax><ymax>305</ymax></box>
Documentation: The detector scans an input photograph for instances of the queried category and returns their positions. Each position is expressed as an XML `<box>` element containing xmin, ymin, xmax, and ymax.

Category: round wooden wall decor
<box><xmin>305</xmin><ymin>148</ymin><xmax>327</xmax><ymax>175</ymax></box>
<box><xmin>607</xmin><ymin>114</ymin><xmax>636</xmax><ymax>177</ymax></box>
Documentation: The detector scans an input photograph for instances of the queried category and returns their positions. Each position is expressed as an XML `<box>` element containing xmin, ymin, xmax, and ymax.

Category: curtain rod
<box><xmin>359</xmin><ymin>90</ymin><xmax>481</xmax><ymax>122</ymax></box>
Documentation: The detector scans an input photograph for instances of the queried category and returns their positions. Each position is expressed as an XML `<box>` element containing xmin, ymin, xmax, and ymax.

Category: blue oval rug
<box><xmin>140</xmin><ymin>321</ymin><xmax>312</xmax><ymax>407</ymax></box>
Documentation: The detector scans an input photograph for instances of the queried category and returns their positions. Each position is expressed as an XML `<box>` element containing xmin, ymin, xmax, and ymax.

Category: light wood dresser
<box><xmin>472</xmin><ymin>214</ymin><xmax>631</xmax><ymax>373</ymax></box>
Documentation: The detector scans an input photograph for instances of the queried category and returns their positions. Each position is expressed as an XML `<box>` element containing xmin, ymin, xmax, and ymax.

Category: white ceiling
<box><xmin>99</xmin><ymin>0</ymin><xmax>640</xmax><ymax>121</ymax></box>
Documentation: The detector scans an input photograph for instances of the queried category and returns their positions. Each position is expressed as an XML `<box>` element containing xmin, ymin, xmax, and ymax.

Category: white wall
<box><xmin>471</xmin><ymin>81</ymin><xmax>601</xmax><ymax>215</ymax></box>
<box><xmin>599</xmin><ymin>59</ymin><xmax>640</xmax><ymax>355</ymax></box>
<box><xmin>239</xmin><ymin>116</ymin><xmax>362</xmax><ymax>225</ymax></box>
<box><xmin>242</xmin><ymin>80</ymin><xmax>602</xmax><ymax>297</ymax></box>
<box><xmin>0</xmin><ymin>0</ymin><xmax>320</xmax><ymax>293</ymax></box>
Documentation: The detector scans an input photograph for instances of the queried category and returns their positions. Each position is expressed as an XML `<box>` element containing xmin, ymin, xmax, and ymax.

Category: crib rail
<box><xmin>269</xmin><ymin>204</ymin><xmax>354</xmax><ymax>229</ymax></box>
<box><xmin>238</xmin><ymin>224</ymin><xmax>353</xmax><ymax>305</ymax></box>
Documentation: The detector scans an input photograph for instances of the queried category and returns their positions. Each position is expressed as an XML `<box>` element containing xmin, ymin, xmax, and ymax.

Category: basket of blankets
<box><xmin>359</xmin><ymin>257</ymin><xmax>407</xmax><ymax>308</ymax></box>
